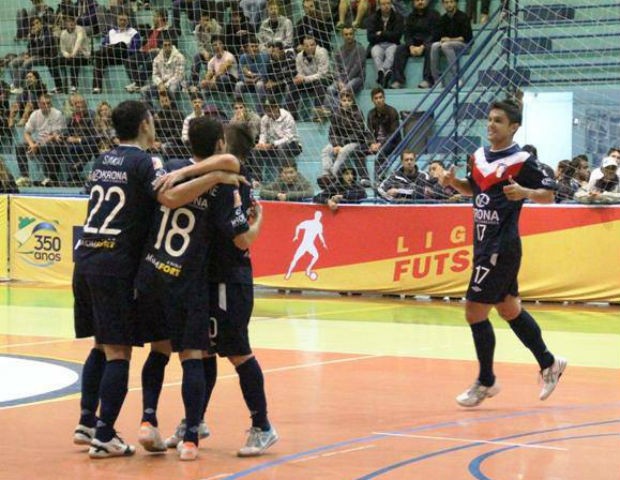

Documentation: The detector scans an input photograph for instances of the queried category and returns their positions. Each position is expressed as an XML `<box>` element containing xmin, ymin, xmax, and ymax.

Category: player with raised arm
<box><xmin>440</xmin><ymin>98</ymin><xmax>567</xmax><ymax>407</ymax></box>
<box><xmin>72</xmin><ymin>100</ymin><xmax>241</xmax><ymax>459</ymax></box>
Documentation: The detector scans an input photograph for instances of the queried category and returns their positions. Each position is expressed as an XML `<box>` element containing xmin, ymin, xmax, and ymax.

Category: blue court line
<box><xmin>221</xmin><ymin>404</ymin><xmax>620</xmax><ymax>479</ymax></box>
<box><xmin>0</xmin><ymin>353</ymin><xmax>82</xmax><ymax>408</ymax></box>
<box><xmin>469</xmin><ymin>432</ymin><xmax>620</xmax><ymax>480</ymax></box>
<box><xmin>354</xmin><ymin>419</ymin><xmax>620</xmax><ymax>479</ymax></box>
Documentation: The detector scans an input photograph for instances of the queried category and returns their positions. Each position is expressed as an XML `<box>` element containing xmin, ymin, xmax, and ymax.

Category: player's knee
<box><xmin>228</xmin><ymin>354</ymin><xmax>254</xmax><ymax>368</ymax></box>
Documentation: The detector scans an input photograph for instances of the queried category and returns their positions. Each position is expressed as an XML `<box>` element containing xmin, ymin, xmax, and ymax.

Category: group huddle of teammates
<box><xmin>67</xmin><ymin>96</ymin><xmax>568</xmax><ymax>463</ymax></box>
<box><xmin>71</xmin><ymin>99</ymin><xmax>277</xmax><ymax>461</ymax></box>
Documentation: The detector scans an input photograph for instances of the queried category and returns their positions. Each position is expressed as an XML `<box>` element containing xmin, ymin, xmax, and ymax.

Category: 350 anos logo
<box><xmin>14</xmin><ymin>217</ymin><xmax>62</xmax><ymax>267</ymax></box>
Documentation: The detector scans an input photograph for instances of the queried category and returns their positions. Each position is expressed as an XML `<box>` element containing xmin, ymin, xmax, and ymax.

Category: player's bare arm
<box><xmin>503</xmin><ymin>177</ymin><xmax>554</xmax><ymax>203</ymax></box>
<box><xmin>234</xmin><ymin>201</ymin><xmax>264</xmax><ymax>250</ymax></box>
<box><xmin>440</xmin><ymin>165</ymin><xmax>473</xmax><ymax>196</ymax></box>
<box><xmin>154</xmin><ymin>153</ymin><xmax>240</xmax><ymax>192</ymax></box>
<box><xmin>158</xmin><ymin>171</ymin><xmax>246</xmax><ymax>209</ymax></box>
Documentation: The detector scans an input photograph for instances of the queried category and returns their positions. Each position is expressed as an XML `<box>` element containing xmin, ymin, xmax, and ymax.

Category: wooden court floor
<box><xmin>1</xmin><ymin>284</ymin><xmax>619</xmax><ymax>480</ymax></box>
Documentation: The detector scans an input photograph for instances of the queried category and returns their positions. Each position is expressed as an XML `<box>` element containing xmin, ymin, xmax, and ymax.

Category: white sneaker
<box><xmin>73</xmin><ymin>424</ymin><xmax>95</xmax><ymax>445</ymax></box>
<box><xmin>456</xmin><ymin>381</ymin><xmax>500</xmax><ymax>407</ymax></box>
<box><xmin>138</xmin><ymin>422</ymin><xmax>167</xmax><ymax>452</ymax></box>
<box><xmin>124</xmin><ymin>82</ymin><xmax>137</xmax><ymax>92</ymax></box>
<box><xmin>164</xmin><ymin>419</ymin><xmax>210</xmax><ymax>448</ymax></box>
<box><xmin>89</xmin><ymin>434</ymin><xmax>136</xmax><ymax>458</ymax></box>
<box><xmin>176</xmin><ymin>441</ymin><xmax>198</xmax><ymax>461</ymax></box>
<box><xmin>237</xmin><ymin>426</ymin><xmax>279</xmax><ymax>457</ymax></box>
<box><xmin>92</xmin><ymin>87</ymin><xmax>101</xmax><ymax>94</ymax></box>
<box><xmin>539</xmin><ymin>356</ymin><xmax>567</xmax><ymax>400</ymax></box>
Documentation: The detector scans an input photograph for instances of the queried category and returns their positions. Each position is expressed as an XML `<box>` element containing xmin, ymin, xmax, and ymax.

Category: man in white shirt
<box><xmin>587</xmin><ymin>147</ymin><xmax>620</xmax><ymax>190</ymax></box>
<box><xmin>59</xmin><ymin>15</ymin><xmax>91</xmax><ymax>92</ymax></box>
<box><xmin>15</xmin><ymin>93</ymin><xmax>67</xmax><ymax>187</ymax></box>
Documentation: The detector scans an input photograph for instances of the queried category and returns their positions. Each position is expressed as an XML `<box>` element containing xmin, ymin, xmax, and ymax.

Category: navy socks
<box><xmin>141</xmin><ymin>351</ymin><xmax>170</xmax><ymax>426</ymax></box>
<box><xmin>79</xmin><ymin>348</ymin><xmax>106</xmax><ymax>428</ymax></box>
<box><xmin>471</xmin><ymin>320</ymin><xmax>496</xmax><ymax>387</ymax></box>
<box><xmin>236</xmin><ymin>357</ymin><xmax>270</xmax><ymax>431</ymax></box>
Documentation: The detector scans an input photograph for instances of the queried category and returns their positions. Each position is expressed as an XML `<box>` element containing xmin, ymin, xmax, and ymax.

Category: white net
<box><xmin>0</xmin><ymin>0</ymin><xmax>618</xmax><ymax>202</ymax></box>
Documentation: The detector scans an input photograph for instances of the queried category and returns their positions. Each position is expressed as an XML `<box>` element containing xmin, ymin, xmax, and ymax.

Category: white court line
<box><xmin>290</xmin><ymin>445</ymin><xmax>376</xmax><ymax>463</ymax></box>
<box><xmin>0</xmin><ymin>337</ymin><xmax>90</xmax><ymax>349</ymax></box>
<box><xmin>199</xmin><ymin>474</ymin><xmax>233</xmax><ymax>480</ymax></box>
<box><xmin>373</xmin><ymin>432</ymin><xmax>567</xmax><ymax>451</ymax></box>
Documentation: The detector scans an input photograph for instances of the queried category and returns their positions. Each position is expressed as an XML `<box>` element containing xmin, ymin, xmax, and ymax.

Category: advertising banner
<box><xmin>0</xmin><ymin>196</ymin><xmax>8</xmax><ymax>279</ymax></box>
<box><xmin>9</xmin><ymin>196</ymin><xmax>87</xmax><ymax>284</ymax></box>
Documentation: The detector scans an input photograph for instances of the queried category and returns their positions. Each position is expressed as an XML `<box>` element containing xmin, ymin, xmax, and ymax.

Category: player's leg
<box><xmin>177</xmin><ymin>349</ymin><xmax>206</xmax><ymax>460</ymax></box>
<box><xmin>200</xmin><ymin>352</ymin><xmax>217</xmax><ymax>430</ymax></box>
<box><xmin>497</xmin><ymin>295</ymin><xmax>567</xmax><ymax>400</ymax></box>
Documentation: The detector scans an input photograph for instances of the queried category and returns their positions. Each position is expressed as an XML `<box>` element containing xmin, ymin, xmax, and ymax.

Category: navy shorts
<box><xmin>135</xmin><ymin>279</ymin><xmax>211</xmax><ymax>353</ymax></box>
<box><xmin>208</xmin><ymin>283</ymin><xmax>253</xmax><ymax>357</ymax></box>
<box><xmin>466</xmin><ymin>249</ymin><xmax>521</xmax><ymax>304</ymax></box>
<box><xmin>73</xmin><ymin>271</ymin><xmax>138</xmax><ymax>346</ymax></box>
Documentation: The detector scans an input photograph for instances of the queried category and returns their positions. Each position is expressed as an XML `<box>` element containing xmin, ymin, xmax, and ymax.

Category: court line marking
<box><xmin>290</xmin><ymin>445</ymin><xmax>376</xmax><ymax>464</ymax></box>
<box><xmin>0</xmin><ymin>338</ymin><xmax>89</xmax><ymax>349</ymax></box>
<box><xmin>199</xmin><ymin>474</ymin><xmax>234</xmax><ymax>480</ymax></box>
<box><xmin>372</xmin><ymin>432</ymin><xmax>567</xmax><ymax>451</ymax></box>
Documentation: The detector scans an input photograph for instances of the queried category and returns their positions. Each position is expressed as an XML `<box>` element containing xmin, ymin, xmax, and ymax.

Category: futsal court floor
<box><xmin>1</xmin><ymin>283</ymin><xmax>619</xmax><ymax>480</ymax></box>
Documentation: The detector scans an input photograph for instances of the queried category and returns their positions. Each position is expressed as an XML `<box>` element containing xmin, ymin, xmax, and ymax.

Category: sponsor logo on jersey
<box><xmin>14</xmin><ymin>217</ymin><xmax>62</xmax><ymax>267</ymax></box>
<box><xmin>192</xmin><ymin>196</ymin><xmax>209</xmax><ymax>210</ymax></box>
<box><xmin>102</xmin><ymin>154</ymin><xmax>125</xmax><ymax>166</ymax></box>
<box><xmin>145</xmin><ymin>253</ymin><xmax>182</xmax><ymax>277</ymax></box>
<box><xmin>151</xmin><ymin>156</ymin><xmax>164</xmax><ymax>170</ymax></box>
<box><xmin>473</xmin><ymin>208</ymin><xmax>500</xmax><ymax>224</ymax></box>
<box><xmin>475</xmin><ymin>193</ymin><xmax>491</xmax><ymax>208</ymax></box>
<box><xmin>90</xmin><ymin>169</ymin><xmax>129</xmax><ymax>184</ymax></box>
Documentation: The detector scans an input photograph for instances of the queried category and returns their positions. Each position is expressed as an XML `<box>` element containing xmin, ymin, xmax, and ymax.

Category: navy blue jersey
<box><xmin>135</xmin><ymin>158</ymin><xmax>213</xmax><ymax>295</ymax></box>
<box><xmin>207</xmin><ymin>166</ymin><xmax>252</xmax><ymax>284</ymax></box>
<box><xmin>75</xmin><ymin>145</ymin><xmax>166</xmax><ymax>277</ymax></box>
<box><xmin>467</xmin><ymin>144</ymin><xmax>556</xmax><ymax>258</ymax></box>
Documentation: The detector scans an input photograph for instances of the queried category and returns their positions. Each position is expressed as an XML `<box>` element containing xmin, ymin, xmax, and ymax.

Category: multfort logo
<box><xmin>14</xmin><ymin>216</ymin><xmax>62</xmax><ymax>267</ymax></box>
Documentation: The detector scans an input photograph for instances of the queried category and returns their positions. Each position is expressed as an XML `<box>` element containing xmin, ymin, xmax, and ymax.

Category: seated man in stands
<box><xmin>377</xmin><ymin>149</ymin><xmax>428</xmax><ymax>202</ymax></box>
<box><xmin>182</xmin><ymin>95</ymin><xmax>206</xmax><ymax>144</ymax></box>
<box><xmin>234</xmin><ymin>35</ymin><xmax>270</xmax><ymax>100</ymax></box>
<box><xmin>285</xmin><ymin>35</ymin><xmax>331</xmax><ymax>120</ymax></box>
<box><xmin>91</xmin><ymin>11</ymin><xmax>141</xmax><ymax>94</ymax></box>
<box><xmin>59</xmin><ymin>15</ymin><xmax>91</xmax><ymax>93</ymax></box>
<box><xmin>15</xmin><ymin>93</ymin><xmax>66</xmax><ymax>187</ymax></box>
<box><xmin>295</xmin><ymin>0</ymin><xmax>332</xmax><ymax>52</ymax></box>
<box><xmin>314</xmin><ymin>166</ymin><xmax>367</xmax><ymax>211</ymax></box>
<box><xmin>63</xmin><ymin>94</ymin><xmax>98</xmax><ymax>186</ymax></box>
<box><xmin>575</xmin><ymin>156</ymin><xmax>620</xmax><ymax>203</ymax></box>
<box><xmin>152</xmin><ymin>91</ymin><xmax>188</xmax><ymax>161</ymax></box>
<box><xmin>367</xmin><ymin>0</ymin><xmax>404</xmax><ymax>89</ymax></box>
<box><xmin>570</xmin><ymin>154</ymin><xmax>590</xmax><ymax>189</ymax></box>
<box><xmin>251</xmin><ymin>98</ymin><xmax>302</xmax><ymax>183</ymax></box>
<box><xmin>200</xmin><ymin>35</ymin><xmax>238</xmax><ymax>93</ymax></box>
<box><xmin>257</xmin><ymin>0</ymin><xmax>294</xmax><ymax>53</ymax></box>
<box><xmin>259</xmin><ymin>160</ymin><xmax>314</xmax><ymax>201</ymax></box>
<box><xmin>422</xmin><ymin>159</ymin><xmax>464</xmax><ymax>201</ymax></box>
<box><xmin>262</xmin><ymin>41</ymin><xmax>296</xmax><ymax>109</ymax></box>
<box><xmin>587</xmin><ymin>147</ymin><xmax>620</xmax><ymax>190</ymax></box>
<box><xmin>554</xmin><ymin>159</ymin><xmax>580</xmax><ymax>203</ymax></box>
<box><xmin>367</xmin><ymin>87</ymin><xmax>401</xmax><ymax>180</ymax></box>
<box><xmin>429</xmin><ymin>0</ymin><xmax>473</xmax><ymax>87</ymax></box>
<box><xmin>190</xmin><ymin>12</ymin><xmax>222</xmax><ymax>87</ymax></box>
<box><xmin>143</xmin><ymin>35</ymin><xmax>186</xmax><ymax>108</ymax></box>
<box><xmin>391</xmin><ymin>0</ymin><xmax>440</xmax><ymax>89</ymax></box>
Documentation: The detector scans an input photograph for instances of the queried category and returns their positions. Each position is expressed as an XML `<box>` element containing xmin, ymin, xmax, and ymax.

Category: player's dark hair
<box><xmin>188</xmin><ymin>117</ymin><xmax>223</xmax><ymax>158</ymax></box>
<box><xmin>112</xmin><ymin>100</ymin><xmax>151</xmax><ymax>141</ymax></box>
<box><xmin>489</xmin><ymin>98</ymin><xmax>522</xmax><ymax>125</ymax></box>
<box><xmin>225</xmin><ymin>123</ymin><xmax>255</xmax><ymax>161</ymax></box>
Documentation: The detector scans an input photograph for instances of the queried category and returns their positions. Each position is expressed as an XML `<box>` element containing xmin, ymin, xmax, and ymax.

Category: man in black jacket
<box><xmin>367</xmin><ymin>0</ymin><xmax>404</xmax><ymax>88</ymax></box>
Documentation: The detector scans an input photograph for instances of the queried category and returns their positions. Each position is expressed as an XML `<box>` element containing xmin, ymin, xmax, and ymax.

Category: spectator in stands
<box><xmin>570</xmin><ymin>154</ymin><xmax>590</xmax><ymax>188</ymax></box>
<box><xmin>200</xmin><ymin>35</ymin><xmax>238</xmax><ymax>93</ymax></box>
<box><xmin>0</xmin><ymin>156</ymin><xmax>19</xmax><ymax>194</ymax></box>
<box><xmin>285</xmin><ymin>35</ymin><xmax>331</xmax><ymax>120</ymax></box>
<box><xmin>465</xmin><ymin>0</ymin><xmax>490</xmax><ymax>24</ymax></box>
<box><xmin>190</xmin><ymin>12</ymin><xmax>223</xmax><ymax>86</ymax></box>
<box><xmin>337</xmin><ymin>0</ymin><xmax>375</xmax><ymax>30</ymax></box>
<box><xmin>229</xmin><ymin>99</ymin><xmax>261</xmax><ymax>142</ymax></box>
<box><xmin>62</xmin><ymin>94</ymin><xmax>98</xmax><ymax>185</ymax></box>
<box><xmin>9</xmin><ymin>16</ymin><xmax>65</xmax><ymax>95</ymax></box>
<box><xmin>319</xmin><ymin>25</ymin><xmax>366</xmax><ymax>115</ymax></box>
<box><xmin>75</xmin><ymin>0</ymin><xmax>99</xmax><ymax>36</ymax></box>
<box><xmin>554</xmin><ymin>159</ymin><xmax>579</xmax><ymax>203</ymax></box>
<box><xmin>423</xmin><ymin>159</ymin><xmax>463</xmax><ymax>201</ymax></box>
<box><xmin>259</xmin><ymin>160</ymin><xmax>313</xmax><ymax>201</ymax></box>
<box><xmin>12</xmin><ymin>70</ymin><xmax>48</xmax><ymax>127</ymax></box>
<box><xmin>91</xmin><ymin>12</ymin><xmax>141</xmax><ymax>94</ymax></box>
<box><xmin>59</xmin><ymin>16</ymin><xmax>91</xmax><ymax>93</ymax></box>
<box><xmin>367</xmin><ymin>0</ymin><xmax>404</xmax><ymax>89</ymax></box>
<box><xmin>575</xmin><ymin>157</ymin><xmax>620</xmax><ymax>203</ymax></box>
<box><xmin>182</xmin><ymin>95</ymin><xmax>206</xmax><ymax>144</ymax></box>
<box><xmin>152</xmin><ymin>92</ymin><xmax>188</xmax><ymax>160</ymax></box>
<box><xmin>377</xmin><ymin>149</ymin><xmax>428</xmax><ymax>201</ymax></box>
<box><xmin>144</xmin><ymin>35</ymin><xmax>186</xmax><ymax>107</ymax></box>
<box><xmin>257</xmin><ymin>0</ymin><xmax>294</xmax><ymax>53</ymax></box>
<box><xmin>314</xmin><ymin>166</ymin><xmax>367</xmax><ymax>210</ymax></box>
<box><xmin>170</xmin><ymin>0</ymin><xmax>200</xmax><ymax>34</ymax></box>
<box><xmin>587</xmin><ymin>147</ymin><xmax>620</xmax><ymax>190</ymax></box>
<box><xmin>53</xmin><ymin>0</ymin><xmax>78</xmax><ymax>38</ymax></box>
<box><xmin>222</xmin><ymin>7</ymin><xmax>255</xmax><ymax>58</ymax></box>
<box><xmin>367</xmin><ymin>87</ymin><xmax>401</xmax><ymax>179</ymax></box>
<box><xmin>430</xmin><ymin>0</ymin><xmax>473</xmax><ymax>87</ymax></box>
<box><xmin>263</xmin><ymin>41</ymin><xmax>296</xmax><ymax>108</ymax></box>
<box><xmin>320</xmin><ymin>89</ymin><xmax>370</xmax><ymax>178</ymax></box>
<box><xmin>391</xmin><ymin>0</ymin><xmax>440</xmax><ymax>89</ymax></box>
<box><xmin>126</xmin><ymin>8</ymin><xmax>176</xmax><ymax>92</ymax></box>
<box><xmin>295</xmin><ymin>0</ymin><xmax>332</xmax><ymax>52</ymax></box>
<box><xmin>15</xmin><ymin>93</ymin><xmax>66</xmax><ymax>187</ymax></box>
<box><xmin>234</xmin><ymin>35</ymin><xmax>270</xmax><ymax>99</ymax></box>
<box><xmin>1</xmin><ymin>82</ymin><xmax>13</xmax><ymax>141</ymax></box>
<box><xmin>239</xmin><ymin>0</ymin><xmax>267</xmax><ymax>30</ymax></box>
<box><xmin>251</xmin><ymin>98</ymin><xmax>302</xmax><ymax>182</ymax></box>
<box><xmin>15</xmin><ymin>0</ymin><xmax>54</xmax><ymax>41</ymax></box>
<box><xmin>93</xmin><ymin>100</ymin><xmax>117</xmax><ymax>151</ymax></box>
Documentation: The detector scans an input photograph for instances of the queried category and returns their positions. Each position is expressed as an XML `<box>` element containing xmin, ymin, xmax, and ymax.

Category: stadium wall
<box><xmin>1</xmin><ymin>194</ymin><xmax>619</xmax><ymax>303</ymax></box>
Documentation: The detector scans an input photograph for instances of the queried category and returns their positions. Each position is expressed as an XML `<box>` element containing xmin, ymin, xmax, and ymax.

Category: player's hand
<box><xmin>219</xmin><ymin>172</ymin><xmax>249</xmax><ymax>187</ymax></box>
<box><xmin>249</xmin><ymin>199</ymin><xmax>262</xmax><ymax>222</ymax></box>
<box><xmin>503</xmin><ymin>176</ymin><xmax>529</xmax><ymax>201</ymax></box>
<box><xmin>154</xmin><ymin>170</ymin><xmax>185</xmax><ymax>192</ymax></box>
<box><xmin>439</xmin><ymin>165</ymin><xmax>456</xmax><ymax>187</ymax></box>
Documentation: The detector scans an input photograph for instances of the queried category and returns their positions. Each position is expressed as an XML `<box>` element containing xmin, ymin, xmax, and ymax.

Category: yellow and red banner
<box><xmin>0</xmin><ymin>195</ymin><xmax>8</xmax><ymax>279</ymax></box>
<box><xmin>252</xmin><ymin>202</ymin><xmax>620</xmax><ymax>302</ymax></box>
<box><xmin>9</xmin><ymin>196</ymin><xmax>87</xmax><ymax>284</ymax></box>
<box><xmin>3</xmin><ymin>196</ymin><xmax>620</xmax><ymax>302</ymax></box>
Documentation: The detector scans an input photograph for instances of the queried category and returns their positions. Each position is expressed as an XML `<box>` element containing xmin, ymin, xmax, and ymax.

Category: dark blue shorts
<box><xmin>208</xmin><ymin>283</ymin><xmax>253</xmax><ymax>357</ymax></box>
<box><xmin>466</xmin><ymin>249</ymin><xmax>521</xmax><ymax>304</ymax></box>
<box><xmin>73</xmin><ymin>271</ymin><xmax>138</xmax><ymax>346</ymax></box>
<box><xmin>135</xmin><ymin>278</ymin><xmax>211</xmax><ymax>353</ymax></box>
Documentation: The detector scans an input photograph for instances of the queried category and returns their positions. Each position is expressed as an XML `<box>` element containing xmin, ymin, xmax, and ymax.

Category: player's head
<box><xmin>188</xmin><ymin>117</ymin><xmax>224</xmax><ymax>159</ymax></box>
<box><xmin>489</xmin><ymin>98</ymin><xmax>522</xmax><ymax>125</ymax></box>
<box><xmin>112</xmin><ymin>100</ymin><xmax>154</xmax><ymax>144</ymax></box>
<box><xmin>225</xmin><ymin>123</ymin><xmax>255</xmax><ymax>161</ymax></box>
<box><xmin>487</xmin><ymin>98</ymin><xmax>522</xmax><ymax>148</ymax></box>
